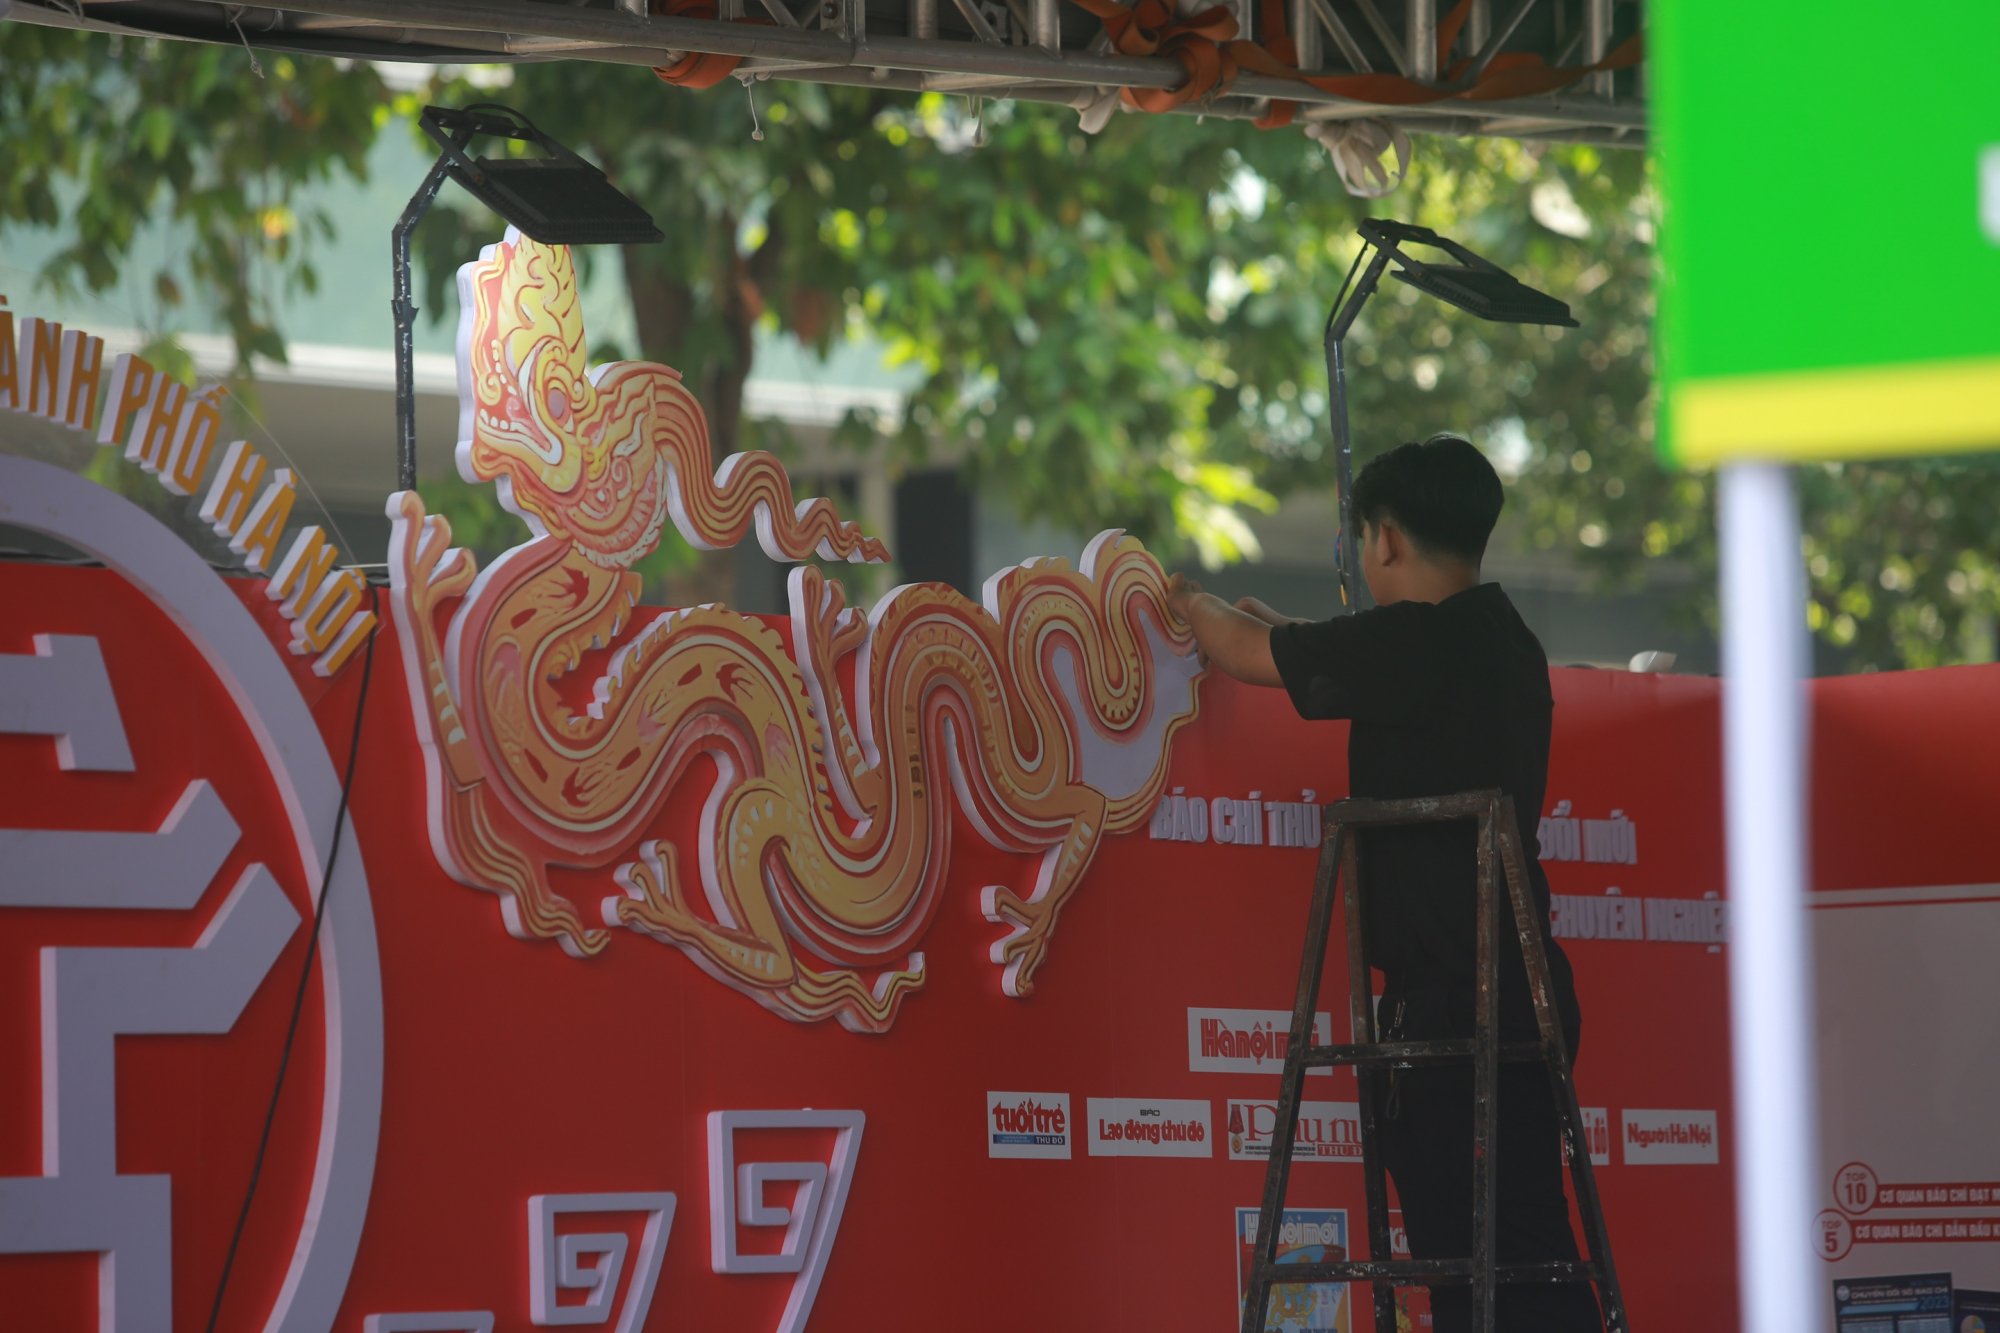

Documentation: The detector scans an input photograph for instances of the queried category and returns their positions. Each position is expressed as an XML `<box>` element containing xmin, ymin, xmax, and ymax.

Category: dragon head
<box><xmin>454</xmin><ymin>228</ymin><xmax>670</xmax><ymax>568</ymax></box>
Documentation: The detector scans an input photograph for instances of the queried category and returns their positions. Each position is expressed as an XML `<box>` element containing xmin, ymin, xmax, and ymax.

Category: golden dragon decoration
<box><xmin>386</xmin><ymin>229</ymin><xmax>1203</xmax><ymax>1032</ymax></box>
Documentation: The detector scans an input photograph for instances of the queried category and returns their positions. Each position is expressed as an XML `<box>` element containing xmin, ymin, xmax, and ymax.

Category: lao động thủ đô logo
<box><xmin>385</xmin><ymin>228</ymin><xmax>1205</xmax><ymax>1032</ymax></box>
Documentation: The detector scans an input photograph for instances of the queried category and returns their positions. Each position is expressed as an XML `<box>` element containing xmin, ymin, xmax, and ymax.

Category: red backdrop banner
<box><xmin>1</xmin><ymin>546</ymin><xmax>1750</xmax><ymax>1333</ymax></box>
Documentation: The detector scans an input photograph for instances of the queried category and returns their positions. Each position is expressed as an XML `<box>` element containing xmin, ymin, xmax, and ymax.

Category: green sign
<box><xmin>1653</xmin><ymin>1</ymin><xmax>2000</xmax><ymax>465</ymax></box>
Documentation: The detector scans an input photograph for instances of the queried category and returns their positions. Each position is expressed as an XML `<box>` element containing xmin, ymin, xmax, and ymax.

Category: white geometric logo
<box><xmin>363</xmin><ymin>1317</ymin><xmax>494</xmax><ymax>1333</ymax></box>
<box><xmin>0</xmin><ymin>635</ymin><xmax>301</xmax><ymax>1325</ymax></box>
<box><xmin>0</xmin><ymin>456</ymin><xmax>384</xmax><ymax>1333</ymax></box>
<box><xmin>527</xmin><ymin>1191</ymin><xmax>676</xmax><ymax>1330</ymax></box>
<box><xmin>708</xmin><ymin>1110</ymin><xmax>864</xmax><ymax>1333</ymax></box>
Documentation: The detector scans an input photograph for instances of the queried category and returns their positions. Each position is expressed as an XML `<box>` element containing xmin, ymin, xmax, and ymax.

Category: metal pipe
<box><xmin>283</xmin><ymin>12</ymin><xmax>400</xmax><ymax>28</ymax></box>
<box><xmin>392</xmin><ymin>155</ymin><xmax>453</xmax><ymax>494</ymax></box>
<box><xmin>1463</xmin><ymin>0</ymin><xmax>1537</xmax><ymax>82</ymax></box>
<box><xmin>296</xmin><ymin>10</ymin><xmax>622</xmax><ymax>54</ymax></box>
<box><xmin>909</xmin><ymin>0</ymin><xmax>937</xmax><ymax>40</ymax></box>
<box><xmin>1470</xmin><ymin>121</ymin><xmax>1645</xmax><ymax>148</ymax></box>
<box><xmin>1543</xmin><ymin>127</ymin><xmax>1642</xmax><ymax>149</ymax></box>
<box><xmin>1351</xmin><ymin>0</ymin><xmax>1408</xmax><ymax>77</ymax></box>
<box><xmin>1307</xmin><ymin>94</ymin><xmax>1641</xmax><ymax>129</ymax></box>
<box><xmin>763</xmin><ymin>59</ymin><xmax>1285</xmax><ymax>118</ymax></box>
<box><xmin>1406</xmin><ymin>0</ymin><xmax>1436</xmax><ymax>82</ymax></box>
<box><xmin>1462</xmin><ymin>124</ymin><xmax>1643</xmax><ymax>148</ymax></box>
<box><xmin>1330</xmin><ymin>338</ymin><xmax>1360</xmax><ymax>610</ymax></box>
<box><xmin>733</xmin><ymin>58</ymin><xmax>855</xmax><ymax>74</ymax></box>
<box><xmin>1307</xmin><ymin>0</ymin><xmax>1371</xmax><ymax>73</ymax></box>
<box><xmin>1584</xmin><ymin>0</ymin><xmax>1612</xmax><ymax>97</ymax></box>
<box><xmin>1323</xmin><ymin>245</ymin><xmax>1392</xmax><ymax>612</ymax></box>
<box><xmin>1552</xmin><ymin>22</ymin><xmax>1587</xmax><ymax>66</ymax></box>
<box><xmin>814</xmin><ymin>64</ymin><xmax>1294</xmax><ymax>124</ymax></box>
<box><xmin>1463</xmin><ymin>0</ymin><xmax>1490</xmax><ymax>57</ymax></box>
<box><xmin>1287</xmin><ymin>0</ymin><xmax>1321</xmax><ymax>75</ymax></box>
<box><xmin>920</xmin><ymin>70</ymin><xmax>1058</xmax><ymax>90</ymax></box>
<box><xmin>1032</xmin><ymin>0</ymin><xmax>1059</xmax><ymax>51</ymax></box>
<box><xmin>1301</xmin><ymin>99</ymin><xmax>1420</xmax><ymax>122</ymax></box>
<box><xmin>946</xmin><ymin>0</ymin><xmax>1006</xmax><ymax>48</ymax></box>
<box><xmin>1719</xmin><ymin>462</ymin><xmax>1826</xmax><ymax>1333</ymax></box>
<box><xmin>504</xmin><ymin>33</ymin><xmax>642</xmax><ymax>52</ymax></box>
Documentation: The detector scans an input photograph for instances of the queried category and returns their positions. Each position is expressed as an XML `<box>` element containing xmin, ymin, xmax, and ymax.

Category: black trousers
<box><xmin>1376</xmin><ymin>1000</ymin><xmax>1603</xmax><ymax>1332</ymax></box>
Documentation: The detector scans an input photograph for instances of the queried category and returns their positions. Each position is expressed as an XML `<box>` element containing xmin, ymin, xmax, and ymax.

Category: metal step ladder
<box><xmin>1239</xmin><ymin>789</ymin><xmax>1628</xmax><ymax>1333</ymax></box>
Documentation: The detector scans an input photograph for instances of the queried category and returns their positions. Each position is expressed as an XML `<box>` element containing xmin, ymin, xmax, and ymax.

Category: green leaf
<box><xmin>137</xmin><ymin>107</ymin><xmax>175</xmax><ymax>161</ymax></box>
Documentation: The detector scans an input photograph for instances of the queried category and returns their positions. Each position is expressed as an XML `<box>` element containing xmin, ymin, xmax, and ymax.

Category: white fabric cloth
<box><xmin>1302</xmin><ymin>116</ymin><xmax>1412</xmax><ymax>198</ymax></box>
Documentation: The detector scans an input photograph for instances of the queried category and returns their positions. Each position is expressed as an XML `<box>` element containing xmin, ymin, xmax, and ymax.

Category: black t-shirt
<box><xmin>1269</xmin><ymin>583</ymin><xmax>1579</xmax><ymax>1043</ymax></box>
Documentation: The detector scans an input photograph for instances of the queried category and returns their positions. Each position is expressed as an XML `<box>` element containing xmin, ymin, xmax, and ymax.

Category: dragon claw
<box><xmin>981</xmin><ymin>884</ymin><xmax>1054</xmax><ymax>995</ymax></box>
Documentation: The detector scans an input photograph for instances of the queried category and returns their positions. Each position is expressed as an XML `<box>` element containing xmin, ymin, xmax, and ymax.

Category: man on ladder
<box><xmin>1167</xmin><ymin>433</ymin><xmax>1605</xmax><ymax>1332</ymax></box>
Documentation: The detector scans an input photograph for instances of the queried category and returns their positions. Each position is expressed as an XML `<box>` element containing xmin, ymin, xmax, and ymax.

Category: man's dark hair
<box><xmin>1350</xmin><ymin>433</ymin><xmax>1504</xmax><ymax>564</ymax></box>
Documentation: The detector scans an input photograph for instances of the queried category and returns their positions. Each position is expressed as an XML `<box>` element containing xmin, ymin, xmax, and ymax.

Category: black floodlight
<box><xmin>417</xmin><ymin>105</ymin><xmax>665</xmax><ymax>247</ymax></box>
<box><xmin>1321</xmin><ymin>219</ymin><xmax>1579</xmax><ymax>610</ymax></box>
<box><xmin>392</xmin><ymin>102</ymin><xmax>662</xmax><ymax>490</ymax></box>
<box><xmin>1358</xmin><ymin>218</ymin><xmax>1579</xmax><ymax>328</ymax></box>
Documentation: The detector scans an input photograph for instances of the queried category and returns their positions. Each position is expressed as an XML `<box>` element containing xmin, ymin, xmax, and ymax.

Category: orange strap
<box><xmin>1064</xmin><ymin>0</ymin><xmax>1642</xmax><ymax>125</ymax></box>
<box><xmin>1066</xmin><ymin>0</ymin><xmax>1245</xmax><ymax>111</ymax></box>
<box><xmin>652</xmin><ymin>0</ymin><xmax>765</xmax><ymax>90</ymax></box>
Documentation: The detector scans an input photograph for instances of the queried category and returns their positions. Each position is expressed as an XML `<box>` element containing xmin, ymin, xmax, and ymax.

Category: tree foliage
<box><xmin>4</xmin><ymin>25</ymin><xmax>1995</xmax><ymax>670</ymax></box>
<box><xmin>0</xmin><ymin>26</ymin><xmax>385</xmax><ymax>380</ymax></box>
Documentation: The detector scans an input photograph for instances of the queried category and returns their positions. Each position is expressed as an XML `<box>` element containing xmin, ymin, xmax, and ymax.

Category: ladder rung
<box><xmin>1326</xmin><ymin>791</ymin><xmax>1500</xmax><ymax>827</ymax></box>
<box><xmin>1298</xmin><ymin>1040</ymin><xmax>1547</xmax><ymax>1068</ymax></box>
<box><xmin>1263</xmin><ymin>1259</ymin><xmax>1601</xmax><ymax>1287</ymax></box>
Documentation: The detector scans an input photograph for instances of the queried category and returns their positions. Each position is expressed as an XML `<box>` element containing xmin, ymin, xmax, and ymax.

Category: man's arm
<box><xmin>1165</xmin><ymin>574</ymin><xmax>1283</xmax><ymax>687</ymax></box>
<box><xmin>1231</xmin><ymin>595</ymin><xmax>1309</xmax><ymax>628</ymax></box>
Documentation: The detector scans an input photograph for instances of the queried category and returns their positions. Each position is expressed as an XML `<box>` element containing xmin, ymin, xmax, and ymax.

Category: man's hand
<box><xmin>1162</xmin><ymin>572</ymin><xmax>1281</xmax><ymax>687</ymax></box>
<box><xmin>1164</xmin><ymin>574</ymin><xmax>1210</xmax><ymax>667</ymax></box>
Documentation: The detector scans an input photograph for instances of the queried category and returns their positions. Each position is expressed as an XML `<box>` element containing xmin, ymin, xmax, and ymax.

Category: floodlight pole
<box><xmin>1323</xmin><ymin>245</ymin><xmax>1394</xmax><ymax>612</ymax></box>
<box><xmin>1318</xmin><ymin>220</ymin><xmax>1573</xmax><ymax>613</ymax></box>
<box><xmin>392</xmin><ymin>152</ymin><xmax>458</xmax><ymax>494</ymax></box>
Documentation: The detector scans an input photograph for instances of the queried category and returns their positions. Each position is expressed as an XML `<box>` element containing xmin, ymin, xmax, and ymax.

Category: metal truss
<box><xmin>11</xmin><ymin>0</ymin><xmax>1643</xmax><ymax>148</ymax></box>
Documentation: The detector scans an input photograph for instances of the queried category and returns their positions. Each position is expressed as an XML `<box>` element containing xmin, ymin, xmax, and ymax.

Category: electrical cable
<box><xmin>201</xmin><ymin>582</ymin><xmax>381</xmax><ymax>1333</ymax></box>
